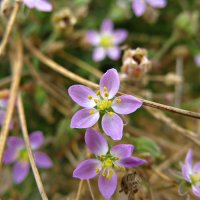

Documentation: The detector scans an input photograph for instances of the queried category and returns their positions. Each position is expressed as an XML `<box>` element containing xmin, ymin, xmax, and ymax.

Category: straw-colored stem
<box><xmin>17</xmin><ymin>94</ymin><xmax>48</xmax><ymax>200</ymax></box>
<box><xmin>87</xmin><ymin>180</ymin><xmax>96</xmax><ymax>200</ymax></box>
<box><xmin>76</xmin><ymin>180</ymin><xmax>84</xmax><ymax>200</ymax></box>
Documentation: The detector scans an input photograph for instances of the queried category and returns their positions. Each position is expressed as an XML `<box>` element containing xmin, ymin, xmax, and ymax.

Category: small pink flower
<box><xmin>73</xmin><ymin>129</ymin><xmax>146</xmax><ymax>199</ymax></box>
<box><xmin>68</xmin><ymin>68</ymin><xmax>142</xmax><ymax>140</ymax></box>
<box><xmin>3</xmin><ymin>131</ymin><xmax>52</xmax><ymax>184</ymax></box>
<box><xmin>194</xmin><ymin>55</ymin><xmax>200</xmax><ymax>67</ymax></box>
<box><xmin>87</xmin><ymin>19</ymin><xmax>128</xmax><ymax>62</ymax></box>
<box><xmin>23</xmin><ymin>0</ymin><xmax>53</xmax><ymax>12</ymax></box>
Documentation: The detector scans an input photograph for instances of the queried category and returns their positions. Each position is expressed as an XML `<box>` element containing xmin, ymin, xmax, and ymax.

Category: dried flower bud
<box><xmin>0</xmin><ymin>0</ymin><xmax>14</xmax><ymax>17</ymax></box>
<box><xmin>52</xmin><ymin>8</ymin><xmax>77</xmax><ymax>33</ymax></box>
<box><xmin>121</xmin><ymin>48</ymin><xmax>151</xmax><ymax>80</ymax></box>
<box><xmin>165</xmin><ymin>73</ymin><xmax>182</xmax><ymax>85</ymax></box>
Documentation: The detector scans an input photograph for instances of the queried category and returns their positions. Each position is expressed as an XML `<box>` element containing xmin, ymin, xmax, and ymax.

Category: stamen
<box><xmin>116</xmin><ymin>98</ymin><xmax>121</xmax><ymax>103</ymax></box>
<box><xmin>104</xmin><ymin>92</ymin><xmax>109</xmax><ymax>97</ymax></box>
<box><xmin>120</xmin><ymin>166</ymin><xmax>125</xmax><ymax>171</ymax></box>
<box><xmin>95</xmin><ymin>168</ymin><xmax>100</xmax><ymax>173</ymax></box>
<box><xmin>96</xmin><ymin>90</ymin><xmax>100</xmax><ymax>96</ymax></box>
<box><xmin>107</xmin><ymin>100</ymin><xmax>112</xmax><ymax>107</ymax></box>
<box><xmin>108</xmin><ymin>112</ymin><xmax>114</xmax><ymax>116</ymax></box>
<box><xmin>89</xmin><ymin>110</ymin><xmax>95</xmax><ymax>114</ymax></box>
<box><xmin>113</xmin><ymin>163</ymin><xmax>119</xmax><ymax>169</ymax></box>
<box><xmin>94</xmin><ymin>99</ymin><xmax>98</xmax><ymax>104</ymax></box>
<box><xmin>102</xmin><ymin>172</ymin><xmax>106</xmax><ymax>177</ymax></box>
<box><xmin>106</xmin><ymin>169</ymin><xmax>114</xmax><ymax>180</ymax></box>
<box><xmin>103</xmin><ymin>86</ymin><xmax>107</xmax><ymax>92</ymax></box>
<box><xmin>88</xmin><ymin>95</ymin><xmax>92</xmax><ymax>100</ymax></box>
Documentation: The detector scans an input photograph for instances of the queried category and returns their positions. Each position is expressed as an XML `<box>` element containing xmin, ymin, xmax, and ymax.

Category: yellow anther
<box><xmin>115</xmin><ymin>157</ymin><xmax>119</xmax><ymax>161</ymax></box>
<box><xmin>107</xmin><ymin>100</ymin><xmax>112</xmax><ymax>107</ymax></box>
<box><xmin>104</xmin><ymin>159</ymin><xmax>113</xmax><ymax>168</ymax></box>
<box><xmin>96</xmin><ymin>90</ymin><xmax>100</xmax><ymax>96</ymax></box>
<box><xmin>102</xmin><ymin>172</ymin><xmax>106</xmax><ymax>177</ymax></box>
<box><xmin>121</xmin><ymin>166</ymin><xmax>125</xmax><ymax>171</ymax></box>
<box><xmin>99</xmin><ymin>155</ymin><xmax>104</xmax><ymax>161</ymax></box>
<box><xmin>88</xmin><ymin>95</ymin><xmax>92</xmax><ymax>100</ymax></box>
<box><xmin>113</xmin><ymin>164</ymin><xmax>119</xmax><ymax>169</ymax></box>
<box><xmin>94</xmin><ymin>99</ymin><xmax>98</xmax><ymax>104</ymax></box>
<box><xmin>89</xmin><ymin>110</ymin><xmax>95</xmax><ymax>114</ymax></box>
<box><xmin>95</xmin><ymin>168</ymin><xmax>100</xmax><ymax>173</ymax></box>
<box><xmin>104</xmin><ymin>92</ymin><xmax>109</xmax><ymax>97</ymax></box>
<box><xmin>106</xmin><ymin>170</ymin><xmax>114</xmax><ymax>180</ymax></box>
<box><xmin>103</xmin><ymin>86</ymin><xmax>107</xmax><ymax>91</ymax></box>
<box><xmin>108</xmin><ymin>112</ymin><xmax>114</xmax><ymax>116</ymax></box>
<box><xmin>116</xmin><ymin>98</ymin><xmax>121</xmax><ymax>103</ymax></box>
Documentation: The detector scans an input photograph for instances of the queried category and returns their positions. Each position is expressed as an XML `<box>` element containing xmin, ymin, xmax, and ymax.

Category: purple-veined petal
<box><xmin>101</xmin><ymin>19</ymin><xmax>113</xmax><ymax>33</ymax></box>
<box><xmin>29</xmin><ymin>131</ymin><xmax>44</xmax><ymax>150</ymax></box>
<box><xmin>146</xmin><ymin>0</ymin><xmax>167</xmax><ymax>8</ymax></box>
<box><xmin>111</xmin><ymin>144</ymin><xmax>134</xmax><ymax>158</ymax></box>
<box><xmin>194</xmin><ymin>55</ymin><xmax>200</xmax><ymax>67</ymax></box>
<box><xmin>7</xmin><ymin>136</ymin><xmax>24</xmax><ymax>150</ymax></box>
<box><xmin>181</xmin><ymin>164</ymin><xmax>191</xmax><ymax>182</ymax></box>
<box><xmin>73</xmin><ymin>159</ymin><xmax>101</xmax><ymax>180</ymax></box>
<box><xmin>22</xmin><ymin>0</ymin><xmax>35</xmax><ymax>8</ymax></box>
<box><xmin>100</xmin><ymin>68</ymin><xmax>120</xmax><ymax>99</ymax></box>
<box><xmin>112</xmin><ymin>95</ymin><xmax>143</xmax><ymax>115</ymax></box>
<box><xmin>3</xmin><ymin>148</ymin><xmax>18</xmax><ymax>164</ymax></box>
<box><xmin>34</xmin><ymin>152</ymin><xmax>52</xmax><ymax>168</ymax></box>
<box><xmin>192</xmin><ymin>184</ymin><xmax>200</xmax><ymax>198</ymax></box>
<box><xmin>98</xmin><ymin>171</ymin><xmax>117</xmax><ymax>199</ymax></box>
<box><xmin>113</xmin><ymin>30</ymin><xmax>128</xmax><ymax>45</ymax></box>
<box><xmin>0</xmin><ymin>112</ymin><xmax>14</xmax><ymax>130</ymax></box>
<box><xmin>117</xmin><ymin>156</ymin><xmax>146</xmax><ymax>168</ymax></box>
<box><xmin>92</xmin><ymin>47</ymin><xmax>106</xmax><ymax>62</ymax></box>
<box><xmin>107</xmin><ymin>47</ymin><xmax>121</xmax><ymax>60</ymax></box>
<box><xmin>68</xmin><ymin>85</ymin><xmax>97</xmax><ymax>108</ymax></box>
<box><xmin>85</xmin><ymin>129</ymin><xmax>108</xmax><ymax>156</ymax></box>
<box><xmin>132</xmin><ymin>0</ymin><xmax>146</xmax><ymax>17</ymax></box>
<box><xmin>102</xmin><ymin>113</ymin><xmax>123</xmax><ymax>140</ymax></box>
<box><xmin>70</xmin><ymin>108</ymin><xmax>99</xmax><ymax>129</ymax></box>
<box><xmin>35</xmin><ymin>0</ymin><xmax>52</xmax><ymax>12</ymax></box>
<box><xmin>193</xmin><ymin>162</ymin><xmax>200</xmax><ymax>172</ymax></box>
<box><xmin>87</xmin><ymin>31</ymin><xmax>100</xmax><ymax>46</ymax></box>
<box><xmin>13</xmin><ymin>161</ymin><xmax>30</xmax><ymax>184</ymax></box>
<box><xmin>185</xmin><ymin>149</ymin><xmax>193</xmax><ymax>174</ymax></box>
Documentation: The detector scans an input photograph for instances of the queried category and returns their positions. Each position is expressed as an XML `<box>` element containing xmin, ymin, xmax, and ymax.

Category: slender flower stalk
<box><xmin>3</xmin><ymin>131</ymin><xmax>52</xmax><ymax>183</ymax></box>
<box><xmin>73</xmin><ymin>129</ymin><xmax>146</xmax><ymax>199</ymax></box>
<box><xmin>87</xmin><ymin>19</ymin><xmax>128</xmax><ymax>62</ymax></box>
<box><xmin>68</xmin><ymin>68</ymin><xmax>142</xmax><ymax>140</ymax></box>
<box><xmin>181</xmin><ymin>149</ymin><xmax>200</xmax><ymax>198</ymax></box>
<box><xmin>132</xmin><ymin>0</ymin><xmax>167</xmax><ymax>17</ymax></box>
<box><xmin>22</xmin><ymin>0</ymin><xmax>53</xmax><ymax>12</ymax></box>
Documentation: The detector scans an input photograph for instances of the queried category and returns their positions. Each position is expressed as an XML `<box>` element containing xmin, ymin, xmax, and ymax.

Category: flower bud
<box><xmin>121</xmin><ymin>48</ymin><xmax>151</xmax><ymax>80</ymax></box>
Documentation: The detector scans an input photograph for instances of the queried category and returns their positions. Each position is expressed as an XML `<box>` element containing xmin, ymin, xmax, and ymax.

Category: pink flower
<box><xmin>73</xmin><ymin>129</ymin><xmax>146</xmax><ymax>199</ymax></box>
<box><xmin>23</xmin><ymin>0</ymin><xmax>52</xmax><ymax>12</ymax></box>
<box><xmin>194</xmin><ymin>55</ymin><xmax>200</xmax><ymax>67</ymax></box>
<box><xmin>3</xmin><ymin>131</ymin><xmax>52</xmax><ymax>184</ymax></box>
<box><xmin>87</xmin><ymin>19</ymin><xmax>128</xmax><ymax>62</ymax></box>
<box><xmin>68</xmin><ymin>68</ymin><xmax>142</xmax><ymax>140</ymax></box>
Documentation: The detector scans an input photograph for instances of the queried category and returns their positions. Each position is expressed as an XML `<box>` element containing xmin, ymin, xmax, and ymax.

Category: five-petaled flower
<box><xmin>68</xmin><ymin>68</ymin><xmax>142</xmax><ymax>140</ymax></box>
<box><xmin>132</xmin><ymin>0</ymin><xmax>167</xmax><ymax>17</ymax></box>
<box><xmin>182</xmin><ymin>149</ymin><xmax>200</xmax><ymax>198</ymax></box>
<box><xmin>73</xmin><ymin>129</ymin><xmax>146</xmax><ymax>199</ymax></box>
<box><xmin>87</xmin><ymin>19</ymin><xmax>128</xmax><ymax>62</ymax></box>
<box><xmin>194</xmin><ymin>55</ymin><xmax>200</xmax><ymax>68</ymax></box>
<box><xmin>23</xmin><ymin>0</ymin><xmax>53</xmax><ymax>12</ymax></box>
<box><xmin>3</xmin><ymin>131</ymin><xmax>52</xmax><ymax>184</ymax></box>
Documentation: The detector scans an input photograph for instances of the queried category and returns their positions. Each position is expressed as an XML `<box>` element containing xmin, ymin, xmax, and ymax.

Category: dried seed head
<box><xmin>0</xmin><ymin>0</ymin><xmax>14</xmax><ymax>17</ymax></box>
<box><xmin>121</xmin><ymin>48</ymin><xmax>151</xmax><ymax>80</ymax></box>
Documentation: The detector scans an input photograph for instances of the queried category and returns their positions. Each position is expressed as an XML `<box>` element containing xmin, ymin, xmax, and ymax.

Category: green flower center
<box><xmin>191</xmin><ymin>172</ymin><xmax>200</xmax><ymax>185</ymax></box>
<box><xmin>19</xmin><ymin>149</ymin><xmax>29</xmax><ymax>161</ymax></box>
<box><xmin>100</xmin><ymin>35</ymin><xmax>113</xmax><ymax>48</ymax></box>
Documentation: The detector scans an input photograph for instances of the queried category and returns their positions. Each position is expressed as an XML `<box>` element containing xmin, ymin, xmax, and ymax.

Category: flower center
<box><xmin>19</xmin><ymin>149</ymin><xmax>29</xmax><ymax>161</ymax></box>
<box><xmin>100</xmin><ymin>35</ymin><xmax>113</xmax><ymax>48</ymax></box>
<box><xmin>191</xmin><ymin>172</ymin><xmax>200</xmax><ymax>185</ymax></box>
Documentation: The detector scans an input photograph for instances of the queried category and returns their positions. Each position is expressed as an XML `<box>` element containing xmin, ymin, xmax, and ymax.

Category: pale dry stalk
<box><xmin>17</xmin><ymin>94</ymin><xmax>49</xmax><ymax>200</ymax></box>
<box><xmin>75</xmin><ymin>180</ymin><xmax>84</xmax><ymax>200</ymax></box>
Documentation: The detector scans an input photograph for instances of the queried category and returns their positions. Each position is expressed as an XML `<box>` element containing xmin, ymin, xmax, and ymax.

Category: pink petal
<box><xmin>185</xmin><ymin>149</ymin><xmax>193</xmax><ymax>173</ymax></box>
<box><xmin>35</xmin><ymin>0</ymin><xmax>52</xmax><ymax>12</ymax></box>
<box><xmin>13</xmin><ymin>161</ymin><xmax>30</xmax><ymax>184</ymax></box>
<box><xmin>30</xmin><ymin>131</ymin><xmax>44</xmax><ymax>150</ymax></box>
<box><xmin>98</xmin><ymin>171</ymin><xmax>117</xmax><ymax>199</ymax></box>
<box><xmin>113</xmin><ymin>30</ymin><xmax>128</xmax><ymax>45</ymax></box>
<box><xmin>34</xmin><ymin>152</ymin><xmax>52</xmax><ymax>168</ymax></box>
<box><xmin>3</xmin><ymin>148</ymin><xmax>18</xmax><ymax>164</ymax></box>
<box><xmin>117</xmin><ymin>156</ymin><xmax>146</xmax><ymax>168</ymax></box>
<box><xmin>100</xmin><ymin>68</ymin><xmax>120</xmax><ymax>99</ymax></box>
<box><xmin>107</xmin><ymin>47</ymin><xmax>121</xmax><ymax>60</ymax></box>
<box><xmin>181</xmin><ymin>164</ymin><xmax>191</xmax><ymax>182</ymax></box>
<box><xmin>102</xmin><ymin>113</ymin><xmax>123</xmax><ymax>140</ymax></box>
<box><xmin>87</xmin><ymin>31</ymin><xmax>100</xmax><ymax>46</ymax></box>
<box><xmin>85</xmin><ymin>129</ymin><xmax>108</xmax><ymax>156</ymax></box>
<box><xmin>101</xmin><ymin>19</ymin><xmax>113</xmax><ymax>33</ymax></box>
<box><xmin>92</xmin><ymin>47</ymin><xmax>106</xmax><ymax>62</ymax></box>
<box><xmin>194</xmin><ymin>55</ymin><xmax>200</xmax><ymax>67</ymax></box>
<box><xmin>70</xmin><ymin>108</ymin><xmax>99</xmax><ymax>128</ymax></box>
<box><xmin>112</xmin><ymin>95</ymin><xmax>142</xmax><ymax>115</ymax></box>
<box><xmin>68</xmin><ymin>85</ymin><xmax>97</xmax><ymax>108</ymax></box>
<box><xmin>22</xmin><ymin>0</ymin><xmax>35</xmax><ymax>8</ymax></box>
<box><xmin>192</xmin><ymin>184</ymin><xmax>200</xmax><ymax>198</ymax></box>
<box><xmin>73</xmin><ymin>159</ymin><xmax>101</xmax><ymax>180</ymax></box>
<box><xmin>7</xmin><ymin>136</ymin><xmax>24</xmax><ymax>150</ymax></box>
<box><xmin>132</xmin><ymin>0</ymin><xmax>146</xmax><ymax>17</ymax></box>
<box><xmin>110</xmin><ymin>144</ymin><xmax>134</xmax><ymax>158</ymax></box>
<box><xmin>146</xmin><ymin>0</ymin><xmax>167</xmax><ymax>8</ymax></box>
<box><xmin>193</xmin><ymin>162</ymin><xmax>200</xmax><ymax>172</ymax></box>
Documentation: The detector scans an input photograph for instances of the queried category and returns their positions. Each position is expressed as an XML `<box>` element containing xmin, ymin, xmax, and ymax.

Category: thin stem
<box><xmin>25</xmin><ymin>40</ymin><xmax>200</xmax><ymax>120</ymax></box>
<box><xmin>0</xmin><ymin>37</ymin><xmax>23</xmax><ymax>168</ymax></box>
<box><xmin>76</xmin><ymin>180</ymin><xmax>84</xmax><ymax>200</ymax></box>
<box><xmin>87</xmin><ymin>180</ymin><xmax>96</xmax><ymax>200</ymax></box>
<box><xmin>17</xmin><ymin>94</ymin><xmax>49</xmax><ymax>200</ymax></box>
<box><xmin>0</xmin><ymin>0</ymin><xmax>21</xmax><ymax>56</ymax></box>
